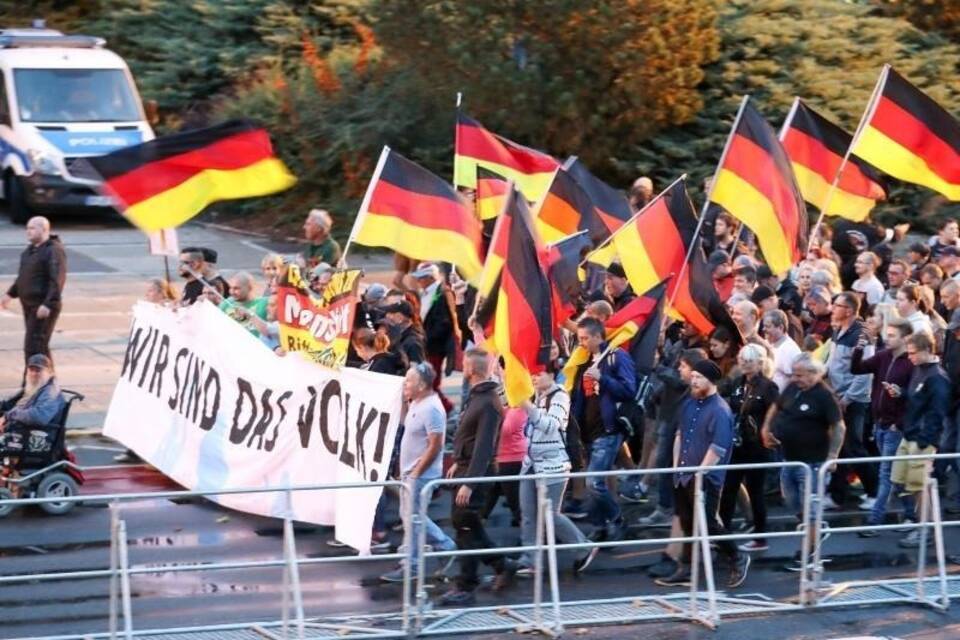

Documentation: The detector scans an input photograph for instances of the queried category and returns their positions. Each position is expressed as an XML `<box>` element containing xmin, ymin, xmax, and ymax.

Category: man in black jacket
<box><xmin>411</xmin><ymin>262</ymin><xmax>458</xmax><ymax>412</ymax></box>
<box><xmin>382</xmin><ymin>300</ymin><xmax>426</xmax><ymax>367</ymax></box>
<box><xmin>439</xmin><ymin>348</ymin><xmax>515</xmax><ymax>606</ymax></box>
<box><xmin>2</xmin><ymin>217</ymin><xmax>66</xmax><ymax>371</ymax></box>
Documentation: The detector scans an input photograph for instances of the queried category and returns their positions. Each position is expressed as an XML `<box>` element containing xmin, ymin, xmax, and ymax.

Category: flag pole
<box><xmin>339</xmin><ymin>145</ymin><xmax>391</xmax><ymax>268</ymax></box>
<box><xmin>663</xmin><ymin>97</ymin><xmax>748</xmax><ymax>313</ymax></box>
<box><xmin>453</xmin><ymin>92</ymin><xmax>463</xmax><ymax>187</ymax></box>
<box><xmin>579</xmin><ymin>172</ymin><xmax>688</xmax><ymax>267</ymax></box>
<box><xmin>807</xmin><ymin>65</ymin><xmax>890</xmax><ymax>250</ymax></box>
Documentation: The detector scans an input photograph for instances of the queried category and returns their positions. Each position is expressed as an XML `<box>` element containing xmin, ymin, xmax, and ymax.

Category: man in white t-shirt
<box><xmin>380</xmin><ymin>362</ymin><xmax>457</xmax><ymax>583</ymax></box>
<box><xmin>763</xmin><ymin>309</ymin><xmax>801</xmax><ymax>391</ymax></box>
<box><xmin>852</xmin><ymin>251</ymin><xmax>885</xmax><ymax>308</ymax></box>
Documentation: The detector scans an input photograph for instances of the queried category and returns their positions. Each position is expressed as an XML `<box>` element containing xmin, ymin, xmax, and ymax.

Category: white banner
<box><xmin>103</xmin><ymin>301</ymin><xmax>403</xmax><ymax>554</ymax></box>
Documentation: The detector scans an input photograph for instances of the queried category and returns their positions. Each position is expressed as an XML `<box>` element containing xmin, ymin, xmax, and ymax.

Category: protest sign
<box><xmin>277</xmin><ymin>266</ymin><xmax>361</xmax><ymax>369</ymax></box>
<box><xmin>103</xmin><ymin>301</ymin><xmax>402</xmax><ymax>554</ymax></box>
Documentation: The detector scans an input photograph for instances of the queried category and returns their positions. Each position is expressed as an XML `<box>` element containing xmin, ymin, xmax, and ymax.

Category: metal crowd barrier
<box><xmin>809</xmin><ymin>451</ymin><xmax>960</xmax><ymax>611</ymax></box>
<box><xmin>0</xmin><ymin>473</ymin><xmax>414</xmax><ymax>640</ymax></box>
<box><xmin>1</xmin><ymin>454</ymin><xmax>958</xmax><ymax>640</ymax></box>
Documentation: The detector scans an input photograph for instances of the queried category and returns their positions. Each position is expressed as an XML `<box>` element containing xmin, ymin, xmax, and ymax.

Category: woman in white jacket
<box><xmin>516</xmin><ymin>362</ymin><xmax>598</xmax><ymax>575</ymax></box>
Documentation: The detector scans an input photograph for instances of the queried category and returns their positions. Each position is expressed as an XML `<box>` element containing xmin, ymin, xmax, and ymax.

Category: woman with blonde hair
<box><xmin>144</xmin><ymin>278</ymin><xmax>179</xmax><ymax>306</ymax></box>
<box><xmin>260</xmin><ymin>253</ymin><xmax>285</xmax><ymax>296</ymax></box>
<box><xmin>719</xmin><ymin>342</ymin><xmax>779</xmax><ymax>553</ymax></box>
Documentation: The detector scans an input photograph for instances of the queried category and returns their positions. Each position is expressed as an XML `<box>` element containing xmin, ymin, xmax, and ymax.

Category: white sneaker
<box><xmin>820</xmin><ymin>496</ymin><xmax>841</xmax><ymax>511</ymax></box>
<box><xmin>858</xmin><ymin>496</ymin><xmax>877</xmax><ymax>511</ymax></box>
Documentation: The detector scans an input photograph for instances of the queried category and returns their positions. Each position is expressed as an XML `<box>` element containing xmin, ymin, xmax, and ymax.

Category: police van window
<box><xmin>0</xmin><ymin>72</ymin><xmax>9</xmax><ymax>125</ymax></box>
<box><xmin>13</xmin><ymin>68</ymin><xmax>140</xmax><ymax>123</ymax></box>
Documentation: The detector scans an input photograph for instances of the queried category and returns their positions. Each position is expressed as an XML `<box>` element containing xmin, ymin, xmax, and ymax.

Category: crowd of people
<box><xmin>3</xmin><ymin>199</ymin><xmax>960</xmax><ymax>605</ymax></box>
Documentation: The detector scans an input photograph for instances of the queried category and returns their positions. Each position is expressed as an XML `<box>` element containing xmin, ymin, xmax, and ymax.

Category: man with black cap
<box><xmin>0</xmin><ymin>354</ymin><xmax>66</xmax><ymax>462</ymax></box>
<box><xmin>753</xmin><ymin>286</ymin><xmax>803</xmax><ymax>344</ymax></box>
<box><xmin>937</xmin><ymin>245</ymin><xmax>960</xmax><ymax>282</ymax></box>
<box><xmin>382</xmin><ymin>299</ymin><xmax>426</xmax><ymax>367</ymax></box>
<box><xmin>410</xmin><ymin>262</ymin><xmax>458</xmax><ymax>412</ymax></box>
<box><xmin>179</xmin><ymin>247</ymin><xmax>228</xmax><ymax>305</ymax></box>
<box><xmin>604</xmin><ymin>262</ymin><xmax>635</xmax><ymax>312</ymax></box>
<box><xmin>656</xmin><ymin>358</ymin><xmax>749</xmax><ymax>588</ymax></box>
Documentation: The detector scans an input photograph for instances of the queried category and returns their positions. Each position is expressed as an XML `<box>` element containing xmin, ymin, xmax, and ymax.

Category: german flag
<box><xmin>542</xmin><ymin>231</ymin><xmax>593</xmax><ymax>326</ymax></box>
<box><xmin>851</xmin><ymin>66</ymin><xmax>960</xmax><ymax>201</ymax></box>
<box><xmin>85</xmin><ymin>120</ymin><xmax>295</xmax><ymax>232</ymax></box>
<box><xmin>563</xmin><ymin>157</ymin><xmax>634</xmax><ymax>266</ymax></box>
<box><xmin>534</xmin><ymin>167</ymin><xmax>608</xmax><ymax>247</ymax></box>
<box><xmin>475</xmin><ymin>180</ymin><xmax>517</xmax><ymax>303</ymax></box>
<box><xmin>674</xmin><ymin>236</ymin><xmax>737</xmax><ymax>339</ymax></box>
<box><xmin>599</xmin><ymin>178</ymin><xmax>719</xmax><ymax>336</ymax></box>
<box><xmin>476</xmin><ymin>166</ymin><xmax>510</xmax><ymax>222</ymax></box>
<box><xmin>562</xmin><ymin>283</ymin><xmax>665</xmax><ymax>392</ymax></box>
<box><xmin>454</xmin><ymin>113</ymin><xmax>559</xmax><ymax>201</ymax></box>
<box><xmin>710</xmin><ymin>99</ymin><xmax>807</xmax><ymax>275</ymax></box>
<box><xmin>489</xmin><ymin>187</ymin><xmax>553</xmax><ymax>406</ymax></box>
<box><xmin>782</xmin><ymin>99</ymin><xmax>886</xmax><ymax>222</ymax></box>
<box><xmin>352</xmin><ymin>147</ymin><xmax>484</xmax><ymax>283</ymax></box>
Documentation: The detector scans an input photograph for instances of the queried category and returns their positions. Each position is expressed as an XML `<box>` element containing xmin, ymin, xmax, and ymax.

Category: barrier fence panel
<box><xmin>0</xmin><ymin>467</ymin><xmax>413</xmax><ymax>640</ymax></box>
<box><xmin>810</xmin><ymin>452</ymin><xmax>960</xmax><ymax>611</ymax></box>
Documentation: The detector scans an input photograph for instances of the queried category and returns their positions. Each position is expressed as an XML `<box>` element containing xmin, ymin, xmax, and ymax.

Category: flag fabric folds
<box><xmin>782</xmin><ymin>100</ymin><xmax>886</xmax><ymax>222</ymax></box>
<box><xmin>709</xmin><ymin>100</ymin><xmax>808</xmax><ymax>275</ymax></box>
<box><xmin>475</xmin><ymin>166</ymin><xmax>510</xmax><ymax>222</ymax></box>
<box><xmin>562</xmin><ymin>284</ymin><xmax>665</xmax><ymax>391</ymax></box>
<box><xmin>85</xmin><ymin>120</ymin><xmax>296</xmax><ymax>232</ymax></box>
<box><xmin>851</xmin><ymin>66</ymin><xmax>960</xmax><ymax>201</ymax></box>
<box><xmin>353</xmin><ymin>147</ymin><xmax>484</xmax><ymax>282</ymax></box>
<box><xmin>543</xmin><ymin>231</ymin><xmax>593</xmax><ymax>326</ymax></box>
<box><xmin>454</xmin><ymin>113</ymin><xmax>559</xmax><ymax>201</ymax></box>
<box><xmin>535</xmin><ymin>168</ymin><xmax>609</xmax><ymax>247</ymax></box>
<box><xmin>487</xmin><ymin>187</ymin><xmax>554</xmax><ymax>406</ymax></box>
<box><xmin>563</xmin><ymin>157</ymin><xmax>635</xmax><ymax>266</ymax></box>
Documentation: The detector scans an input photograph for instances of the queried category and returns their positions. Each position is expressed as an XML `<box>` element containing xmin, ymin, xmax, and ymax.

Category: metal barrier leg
<box><xmin>543</xmin><ymin>496</ymin><xmax>563</xmax><ymax>637</ymax></box>
<box><xmin>927</xmin><ymin>477</ymin><xmax>950</xmax><ymax>610</ymax></box>
<box><xmin>532</xmin><ymin>479</ymin><xmax>546</xmax><ymax>630</ymax></box>
<box><xmin>692</xmin><ymin>472</ymin><xmax>718</xmax><ymax>628</ymax></box>
<box><xmin>797</xmin><ymin>464</ymin><xmax>813</xmax><ymax>606</ymax></box>
<box><xmin>915</xmin><ymin>472</ymin><xmax>931</xmax><ymax>604</ymax></box>
<box><xmin>282</xmin><ymin>517</ymin><xmax>306</xmax><ymax>638</ymax></box>
<box><xmin>117</xmin><ymin>519</ymin><xmax>134</xmax><ymax>640</ymax></box>
<box><xmin>108</xmin><ymin>503</ymin><xmax>119</xmax><ymax>640</ymax></box>
<box><xmin>810</xmin><ymin>463</ymin><xmax>831</xmax><ymax>601</ymax></box>
<box><xmin>414</xmin><ymin>483</ymin><xmax>432</xmax><ymax>634</ymax></box>
<box><xmin>399</xmin><ymin>481</ymin><xmax>414</xmax><ymax>638</ymax></box>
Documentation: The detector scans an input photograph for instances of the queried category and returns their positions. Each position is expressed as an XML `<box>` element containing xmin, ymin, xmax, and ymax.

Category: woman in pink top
<box><xmin>481</xmin><ymin>406</ymin><xmax>528</xmax><ymax>526</ymax></box>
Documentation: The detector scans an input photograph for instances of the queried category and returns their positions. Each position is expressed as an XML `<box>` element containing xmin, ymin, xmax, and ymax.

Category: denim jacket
<box><xmin>2</xmin><ymin>379</ymin><xmax>66</xmax><ymax>427</ymax></box>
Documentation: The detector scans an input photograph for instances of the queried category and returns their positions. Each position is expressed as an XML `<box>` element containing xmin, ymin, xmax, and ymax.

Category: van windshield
<box><xmin>14</xmin><ymin>68</ymin><xmax>140</xmax><ymax>123</ymax></box>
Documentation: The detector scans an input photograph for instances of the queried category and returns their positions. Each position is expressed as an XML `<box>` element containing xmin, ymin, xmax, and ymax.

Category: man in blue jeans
<box><xmin>569</xmin><ymin>317</ymin><xmax>637</xmax><ymax>542</ymax></box>
<box><xmin>850</xmin><ymin>319</ymin><xmax>914</xmax><ymax>535</ymax></box>
<box><xmin>762</xmin><ymin>353</ymin><xmax>845</xmax><ymax>572</ymax></box>
<box><xmin>380</xmin><ymin>362</ymin><xmax>456</xmax><ymax>583</ymax></box>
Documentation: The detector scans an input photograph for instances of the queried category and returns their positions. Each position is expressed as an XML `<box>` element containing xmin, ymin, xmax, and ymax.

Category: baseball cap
<box><xmin>384</xmin><ymin>300</ymin><xmax>414</xmax><ymax>318</ymax></box>
<box><xmin>364</xmin><ymin>282</ymin><xmax>388</xmax><ymax>303</ymax></box>
<box><xmin>411</xmin><ymin>262</ymin><xmax>439</xmax><ymax>279</ymax></box>
<box><xmin>311</xmin><ymin>262</ymin><xmax>334</xmax><ymax>279</ymax></box>
<box><xmin>26</xmin><ymin>354</ymin><xmax>52</xmax><ymax>370</ymax></box>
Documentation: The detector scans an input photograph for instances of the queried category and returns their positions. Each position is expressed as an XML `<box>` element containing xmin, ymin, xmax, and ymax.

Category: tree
<box><xmin>370</xmin><ymin>0</ymin><xmax>720</xmax><ymax>173</ymax></box>
<box><xmin>631</xmin><ymin>0</ymin><xmax>960</xmax><ymax>230</ymax></box>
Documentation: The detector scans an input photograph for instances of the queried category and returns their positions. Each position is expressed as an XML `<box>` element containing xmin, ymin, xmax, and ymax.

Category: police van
<box><xmin>0</xmin><ymin>23</ymin><xmax>156</xmax><ymax>222</ymax></box>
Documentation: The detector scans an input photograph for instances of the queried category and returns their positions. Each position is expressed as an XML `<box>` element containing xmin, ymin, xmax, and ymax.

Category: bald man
<box><xmin>629</xmin><ymin>176</ymin><xmax>654</xmax><ymax>212</ymax></box>
<box><xmin>2</xmin><ymin>217</ymin><xmax>67</xmax><ymax>371</ymax></box>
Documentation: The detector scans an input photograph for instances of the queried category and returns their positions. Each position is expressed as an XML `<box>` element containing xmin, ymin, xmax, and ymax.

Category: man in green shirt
<box><xmin>303</xmin><ymin>208</ymin><xmax>342</xmax><ymax>268</ymax></box>
<box><xmin>219</xmin><ymin>272</ymin><xmax>268</xmax><ymax>337</ymax></box>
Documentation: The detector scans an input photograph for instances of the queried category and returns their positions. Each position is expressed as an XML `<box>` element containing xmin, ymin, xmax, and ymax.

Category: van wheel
<box><xmin>37</xmin><ymin>473</ymin><xmax>78</xmax><ymax>515</ymax></box>
<box><xmin>0</xmin><ymin>487</ymin><xmax>16</xmax><ymax>517</ymax></box>
<box><xmin>6</xmin><ymin>174</ymin><xmax>30</xmax><ymax>224</ymax></box>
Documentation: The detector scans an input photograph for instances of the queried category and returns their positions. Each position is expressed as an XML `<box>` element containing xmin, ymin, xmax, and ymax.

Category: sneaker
<box><xmin>739</xmin><ymin>540</ymin><xmax>769</xmax><ymax>552</ymax></box>
<box><xmin>856</xmin><ymin>529</ymin><xmax>879</xmax><ymax>539</ymax></box>
<box><xmin>370</xmin><ymin>538</ymin><xmax>392</xmax><ymax>553</ymax></box>
<box><xmin>655</xmin><ymin>565</ymin><xmax>692</xmax><ymax>587</ymax></box>
<box><xmin>647</xmin><ymin>554</ymin><xmax>678</xmax><ymax>578</ymax></box>
<box><xmin>727</xmin><ymin>554</ymin><xmax>750</xmax><ymax>588</ymax></box>
<box><xmin>636</xmin><ymin>509</ymin><xmax>672</xmax><ymax>528</ymax></box>
<box><xmin>858</xmin><ymin>496</ymin><xmax>878</xmax><ymax>511</ymax></box>
<box><xmin>380</xmin><ymin>566</ymin><xmax>406</xmax><ymax>583</ymax></box>
<box><xmin>894</xmin><ymin>518</ymin><xmax>917</xmax><ymax>533</ymax></box>
<box><xmin>618</xmin><ymin>481</ymin><xmax>648</xmax><ymax>504</ymax></box>
<box><xmin>326</xmin><ymin>539</ymin><xmax>349</xmax><ymax>548</ymax></box>
<box><xmin>573</xmin><ymin>546</ymin><xmax>600</xmax><ymax>574</ymax></box>
<box><xmin>438</xmin><ymin>588</ymin><xmax>476</xmax><ymax>606</ymax></box>
<box><xmin>820</xmin><ymin>496</ymin><xmax>841</xmax><ymax>511</ymax></box>
<box><xmin>898</xmin><ymin>528</ymin><xmax>932</xmax><ymax>548</ymax></box>
<box><xmin>516</xmin><ymin>565</ymin><xmax>535</xmax><ymax>578</ymax></box>
<box><xmin>785</xmin><ymin>551</ymin><xmax>831</xmax><ymax>572</ymax></box>
<box><xmin>563</xmin><ymin>500</ymin><xmax>589</xmax><ymax>520</ymax></box>
<box><xmin>492</xmin><ymin>559</ymin><xmax>518</xmax><ymax>592</ymax></box>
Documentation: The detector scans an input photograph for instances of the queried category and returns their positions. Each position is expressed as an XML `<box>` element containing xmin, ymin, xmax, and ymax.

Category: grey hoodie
<box><xmin>826</xmin><ymin>320</ymin><xmax>874</xmax><ymax>405</ymax></box>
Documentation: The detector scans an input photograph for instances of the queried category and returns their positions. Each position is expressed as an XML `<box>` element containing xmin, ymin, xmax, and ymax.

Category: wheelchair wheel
<box><xmin>37</xmin><ymin>473</ymin><xmax>78</xmax><ymax>515</ymax></box>
<box><xmin>0</xmin><ymin>487</ymin><xmax>16</xmax><ymax>517</ymax></box>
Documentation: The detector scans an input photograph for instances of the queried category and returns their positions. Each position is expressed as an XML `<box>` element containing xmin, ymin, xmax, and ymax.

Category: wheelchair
<box><xmin>0</xmin><ymin>389</ymin><xmax>86</xmax><ymax>517</ymax></box>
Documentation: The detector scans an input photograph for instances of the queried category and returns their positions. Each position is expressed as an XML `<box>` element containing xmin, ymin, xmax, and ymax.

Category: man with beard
<box><xmin>0</xmin><ymin>355</ymin><xmax>66</xmax><ymax>464</ymax></box>
<box><xmin>179</xmin><ymin>247</ymin><xmax>228</xmax><ymax>305</ymax></box>
<box><xmin>655</xmin><ymin>359</ymin><xmax>750</xmax><ymax>588</ymax></box>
